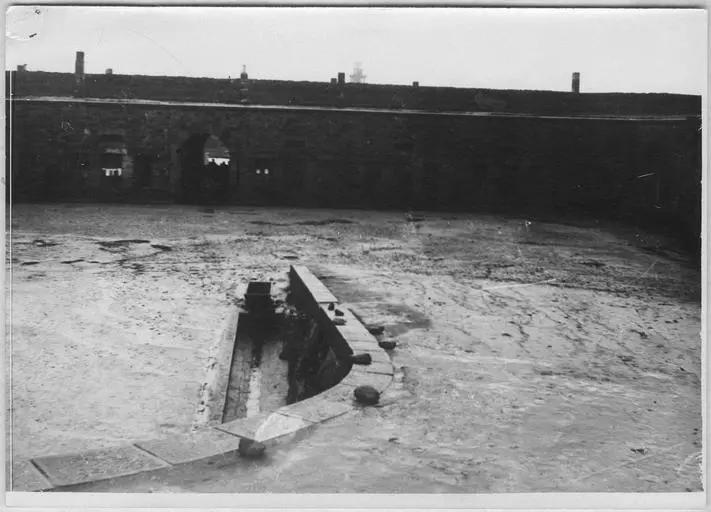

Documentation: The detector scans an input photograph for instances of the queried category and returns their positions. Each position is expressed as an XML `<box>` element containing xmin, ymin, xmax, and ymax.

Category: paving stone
<box><xmin>347</xmin><ymin>340</ymin><xmax>381</xmax><ymax>351</ymax></box>
<box><xmin>279</xmin><ymin>396</ymin><xmax>352</xmax><ymax>423</ymax></box>
<box><xmin>318</xmin><ymin>383</ymin><xmax>358</xmax><ymax>402</ymax></box>
<box><xmin>135</xmin><ymin>428</ymin><xmax>244</xmax><ymax>465</ymax></box>
<box><xmin>32</xmin><ymin>445</ymin><xmax>169</xmax><ymax>487</ymax></box>
<box><xmin>10</xmin><ymin>459</ymin><xmax>53</xmax><ymax>491</ymax></box>
<box><xmin>342</xmin><ymin>370</ymin><xmax>393</xmax><ymax>392</ymax></box>
<box><xmin>217</xmin><ymin>412</ymin><xmax>314</xmax><ymax>444</ymax></box>
<box><xmin>348</xmin><ymin>348</ymin><xmax>390</xmax><ymax>365</ymax></box>
<box><xmin>363</xmin><ymin>361</ymin><xmax>394</xmax><ymax>375</ymax></box>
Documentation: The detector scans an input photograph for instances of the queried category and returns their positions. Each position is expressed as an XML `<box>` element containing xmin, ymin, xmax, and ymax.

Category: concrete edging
<box><xmin>11</xmin><ymin>265</ymin><xmax>394</xmax><ymax>491</ymax></box>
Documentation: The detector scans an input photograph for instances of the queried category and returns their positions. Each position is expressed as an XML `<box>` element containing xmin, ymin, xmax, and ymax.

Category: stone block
<box><xmin>134</xmin><ymin>428</ymin><xmax>244</xmax><ymax>465</ymax></box>
<box><xmin>318</xmin><ymin>383</ymin><xmax>358</xmax><ymax>402</ymax></box>
<box><xmin>10</xmin><ymin>459</ymin><xmax>53</xmax><ymax>491</ymax></box>
<box><xmin>289</xmin><ymin>265</ymin><xmax>338</xmax><ymax>304</ymax></box>
<box><xmin>278</xmin><ymin>396</ymin><xmax>352</xmax><ymax>423</ymax></box>
<box><xmin>216</xmin><ymin>411</ymin><xmax>314</xmax><ymax>444</ymax></box>
<box><xmin>364</xmin><ymin>361</ymin><xmax>394</xmax><ymax>375</ymax></box>
<box><xmin>32</xmin><ymin>445</ymin><xmax>169</xmax><ymax>487</ymax></box>
<box><xmin>341</xmin><ymin>370</ymin><xmax>392</xmax><ymax>392</ymax></box>
<box><xmin>347</xmin><ymin>339</ymin><xmax>381</xmax><ymax>351</ymax></box>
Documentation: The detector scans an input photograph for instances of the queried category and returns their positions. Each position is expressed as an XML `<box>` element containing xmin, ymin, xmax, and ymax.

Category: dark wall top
<box><xmin>6</xmin><ymin>70</ymin><xmax>701</xmax><ymax>117</ymax></box>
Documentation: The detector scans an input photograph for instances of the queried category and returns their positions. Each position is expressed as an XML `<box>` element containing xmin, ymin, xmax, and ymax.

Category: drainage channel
<box><xmin>221</xmin><ymin>281</ymin><xmax>345</xmax><ymax>423</ymax></box>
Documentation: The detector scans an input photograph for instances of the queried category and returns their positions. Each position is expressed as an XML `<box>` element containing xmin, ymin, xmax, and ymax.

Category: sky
<box><xmin>5</xmin><ymin>6</ymin><xmax>708</xmax><ymax>94</ymax></box>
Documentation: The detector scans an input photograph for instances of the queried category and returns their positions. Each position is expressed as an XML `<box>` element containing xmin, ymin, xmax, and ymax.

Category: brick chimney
<box><xmin>572</xmin><ymin>72</ymin><xmax>580</xmax><ymax>93</ymax></box>
<box><xmin>337</xmin><ymin>72</ymin><xmax>345</xmax><ymax>86</ymax></box>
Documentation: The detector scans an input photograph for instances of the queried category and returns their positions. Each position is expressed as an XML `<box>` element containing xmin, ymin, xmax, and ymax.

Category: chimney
<box><xmin>239</xmin><ymin>65</ymin><xmax>249</xmax><ymax>104</ymax></box>
<box><xmin>572</xmin><ymin>72</ymin><xmax>580</xmax><ymax>93</ymax></box>
<box><xmin>330</xmin><ymin>77</ymin><xmax>337</xmax><ymax>85</ymax></box>
<box><xmin>105</xmin><ymin>68</ymin><xmax>113</xmax><ymax>75</ymax></box>
<box><xmin>74</xmin><ymin>51</ymin><xmax>86</xmax><ymax>96</ymax></box>
<box><xmin>412</xmin><ymin>81</ymin><xmax>419</xmax><ymax>88</ymax></box>
<box><xmin>75</xmin><ymin>51</ymin><xmax>85</xmax><ymax>79</ymax></box>
<box><xmin>16</xmin><ymin>64</ymin><xmax>27</xmax><ymax>72</ymax></box>
<box><xmin>337</xmin><ymin>72</ymin><xmax>345</xmax><ymax>85</ymax></box>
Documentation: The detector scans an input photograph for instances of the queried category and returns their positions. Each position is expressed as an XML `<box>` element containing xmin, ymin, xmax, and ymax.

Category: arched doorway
<box><xmin>179</xmin><ymin>134</ymin><xmax>231</xmax><ymax>204</ymax></box>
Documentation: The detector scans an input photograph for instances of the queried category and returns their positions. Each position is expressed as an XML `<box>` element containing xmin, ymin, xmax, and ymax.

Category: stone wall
<box><xmin>8</xmin><ymin>97</ymin><xmax>701</xmax><ymax>246</ymax></box>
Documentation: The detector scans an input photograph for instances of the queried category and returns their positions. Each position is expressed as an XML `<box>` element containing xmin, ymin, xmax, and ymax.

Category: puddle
<box><xmin>96</xmin><ymin>239</ymin><xmax>151</xmax><ymax>248</ymax></box>
<box><xmin>296</xmin><ymin>219</ymin><xmax>354</xmax><ymax>226</ymax></box>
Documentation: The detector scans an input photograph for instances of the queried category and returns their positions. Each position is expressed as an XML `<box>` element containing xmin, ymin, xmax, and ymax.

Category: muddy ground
<box><xmin>6</xmin><ymin>203</ymin><xmax>703</xmax><ymax>492</ymax></box>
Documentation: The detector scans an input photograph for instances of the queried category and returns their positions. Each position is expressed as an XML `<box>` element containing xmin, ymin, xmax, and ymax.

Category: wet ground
<box><xmin>6</xmin><ymin>203</ymin><xmax>703</xmax><ymax>492</ymax></box>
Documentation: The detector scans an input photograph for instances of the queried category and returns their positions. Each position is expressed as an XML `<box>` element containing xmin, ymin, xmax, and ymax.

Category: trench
<box><xmin>221</xmin><ymin>284</ymin><xmax>351</xmax><ymax>423</ymax></box>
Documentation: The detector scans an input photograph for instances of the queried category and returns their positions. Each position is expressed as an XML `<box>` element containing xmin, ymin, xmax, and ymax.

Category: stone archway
<box><xmin>178</xmin><ymin>134</ymin><xmax>231</xmax><ymax>204</ymax></box>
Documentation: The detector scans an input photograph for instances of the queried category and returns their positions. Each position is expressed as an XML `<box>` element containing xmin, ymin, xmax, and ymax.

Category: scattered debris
<box><xmin>238</xmin><ymin>438</ymin><xmax>266</xmax><ymax>458</ymax></box>
<box><xmin>200</xmin><ymin>208</ymin><xmax>215</xmax><ymax>214</ymax></box>
<box><xmin>630</xmin><ymin>329</ymin><xmax>648</xmax><ymax>338</ymax></box>
<box><xmin>630</xmin><ymin>447</ymin><xmax>648</xmax><ymax>455</ymax></box>
<box><xmin>354</xmin><ymin>385</ymin><xmax>380</xmax><ymax>405</ymax></box>
<box><xmin>350</xmin><ymin>353</ymin><xmax>372</xmax><ymax>365</ymax></box>
<box><xmin>367</xmin><ymin>325</ymin><xmax>385</xmax><ymax>335</ymax></box>
<box><xmin>20</xmin><ymin>261</ymin><xmax>39</xmax><ymax>266</ymax></box>
<box><xmin>378</xmin><ymin>340</ymin><xmax>397</xmax><ymax>350</ymax></box>
<box><xmin>150</xmin><ymin>244</ymin><xmax>172</xmax><ymax>251</ymax></box>
<box><xmin>405</xmin><ymin>212</ymin><xmax>425</xmax><ymax>222</ymax></box>
<box><xmin>60</xmin><ymin>259</ymin><xmax>84</xmax><ymax>264</ymax></box>
<box><xmin>539</xmin><ymin>369</ymin><xmax>554</xmax><ymax>376</ymax></box>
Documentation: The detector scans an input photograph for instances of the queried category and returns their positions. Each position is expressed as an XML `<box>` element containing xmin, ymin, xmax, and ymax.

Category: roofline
<box><xmin>8</xmin><ymin>96</ymin><xmax>701</xmax><ymax>122</ymax></box>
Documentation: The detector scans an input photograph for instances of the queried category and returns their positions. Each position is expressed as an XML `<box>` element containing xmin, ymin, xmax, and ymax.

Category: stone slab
<box><xmin>318</xmin><ymin>384</ymin><xmax>358</xmax><ymax>402</ymax></box>
<box><xmin>203</xmin><ymin>308</ymin><xmax>240</xmax><ymax>424</ymax></box>
<box><xmin>217</xmin><ymin>412</ymin><xmax>314</xmax><ymax>444</ymax></box>
<box><xmin>338</xmin><ymin>328</ymin><xmax>375</xmax><ymax>342</ymax></box>
<box><xmin>347</xmin><ymin>347</ymin><xmax>391</xmax><ymax>365</ymax></box>
<box><xmin>341</xmin><ymin>371</ymin><xmax>393</xmax><ymax>392</ymax></box>
<box><xmin>363</xmin><ymin>361</ymin><xmax>394</xmax><ymax>375</ymax></box>
<box><xmin>32</xmin><ymin>445</ymin><xmax>169</xmax><ymax>487</ymax></box>
<box><xmin>135</xmin><ymin>428</ymin><xmax>244</xmax><ymax>465</ymax></box>
<box><xmin>347</xmin><ymin>339</ymin><xmax>382</xmax><ymax>351</ymax></box>
<box><xmin>290</xmin><ymin>265</ymin><xmax>338</xmax><ymax>304</ymax></box>
<box><xmin>10</xmin><ymin>459</ymin><xmax>53</xmax><ymax>491</ymax></box>
<box><xmin>278</xmin><ymin>396</ymin><xmax>352</xmax><ymax>423</ymax></box>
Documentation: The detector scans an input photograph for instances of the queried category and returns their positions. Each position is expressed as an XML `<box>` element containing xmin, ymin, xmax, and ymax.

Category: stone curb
<box><xmin>11</xmin><ymin>265</ymin><xmax>394</xmax><ymax>492</ymax></box>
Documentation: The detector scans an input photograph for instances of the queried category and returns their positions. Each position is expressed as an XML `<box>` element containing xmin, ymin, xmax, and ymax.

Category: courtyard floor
<box><xmin>6</xmin><ymin>203</ymin><xmax>703</xmax><ymax>492</ymax></box>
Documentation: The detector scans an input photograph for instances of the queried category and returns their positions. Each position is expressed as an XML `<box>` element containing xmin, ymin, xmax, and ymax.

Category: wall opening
<box><xmin>179</xmin><ymin>134</ymin><xmax>231</xmax><ymax>204</ymax></box>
